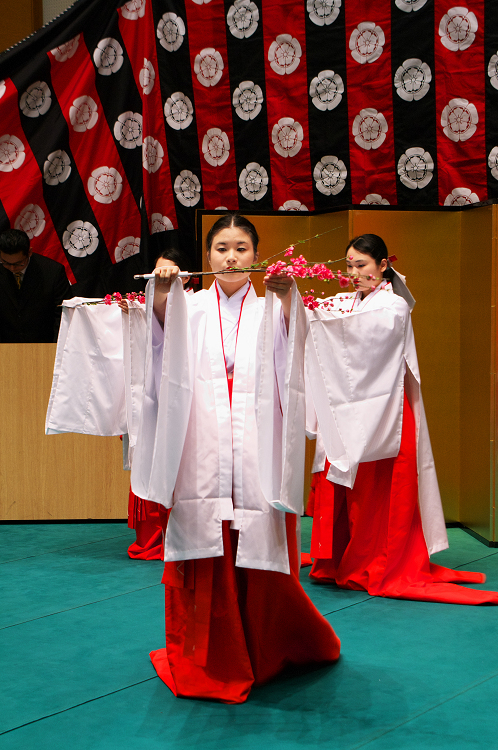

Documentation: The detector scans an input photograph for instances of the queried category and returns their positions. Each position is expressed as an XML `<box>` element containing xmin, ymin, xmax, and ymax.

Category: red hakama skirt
<box><xmin>307</xmin><ymin>395</ymin><xmax>498</xmax><ymax>605</ymax></box>
<box><xmin>127</xmin><ymin>488</ymin><xmax>167</xmax><ymax>560</ymax></box>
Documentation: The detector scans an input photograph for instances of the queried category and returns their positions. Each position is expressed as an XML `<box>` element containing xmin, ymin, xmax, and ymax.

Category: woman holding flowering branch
<box><xmin>305</xmin><ymin>234</ymin><xmax>498</xmax><ymax>605</ymax></box>
<box><xmin>131</xmin><ymin>213</ymin><xmax>340</xmax><ymax>703</ymax></box>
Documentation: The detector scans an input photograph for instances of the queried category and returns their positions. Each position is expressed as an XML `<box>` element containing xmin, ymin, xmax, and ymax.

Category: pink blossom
<box><xmin>267</xmin><ymin>260</ymin><xmax>288</xmax><ymax>275</ymax></box>
<box><xmin>104</xmin><ymin>294</ymin><xmax>112</xmax><ymax>305</ymax></box>
<box><xmin>138</xmin><ymin>295</ymin><xmax>145</xmax><ymax>304</ymax></box>
<box><xmin>284</xmin><ymin>246</ymin><xmax>295</xmax><ymax>256</ymax></box>
<box><xmin>127</xmin><ymin>292</ymin><xmax>137</xmax><ymax>302</ymax></box>
<box><xmin>338</xmin><ymin>276</ymin><xmax>350</xmax><ymax>288</ymax></box>
<box><xmin>302</xmin><ymin>294</ymin><xmax>319</xmax><ymax>310</ymax></box>
<box><xmin>114</xmin><ymin>292</ymin><xmax>122</xmax><ymax>301</ymax></box>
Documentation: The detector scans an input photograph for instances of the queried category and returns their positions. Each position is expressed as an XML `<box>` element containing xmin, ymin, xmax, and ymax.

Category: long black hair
<box><xmin>206</xmin><ymin>213</ymin><xmax>259</xmax><ymax>254</ymax></box>
<box><xmin>346</xmin><ymin>234</ymin><xmax>394</xmax><ymax>281</ymax></box>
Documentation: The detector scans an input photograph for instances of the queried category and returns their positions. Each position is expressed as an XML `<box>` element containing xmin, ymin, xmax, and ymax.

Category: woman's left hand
<box><xmin>263</xmin><ymin>272</ymin><xmax>293</xmax><ymax>300</ymax></box>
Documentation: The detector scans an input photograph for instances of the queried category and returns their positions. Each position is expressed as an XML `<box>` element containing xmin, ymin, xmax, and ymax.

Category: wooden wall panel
<box><xmin>0</xmin><ymin>344</ymin><xmax>130</xmax><ymax>520</ymax></box>
<box><xmin>0</xmin><ymin>0</ymin><xmax>42</xmax><ymax>54</ymax></box>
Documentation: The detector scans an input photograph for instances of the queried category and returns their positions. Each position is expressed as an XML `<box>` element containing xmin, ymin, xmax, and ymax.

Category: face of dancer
<box><xmin>346</xmin><ymin>247</ymin><xmax>387</xmax><ymax>299</ymax></box>
<box><xmin>207</xmin><ymin>227</ymin><xmax>258</xmax><ymax>297</ymax></box>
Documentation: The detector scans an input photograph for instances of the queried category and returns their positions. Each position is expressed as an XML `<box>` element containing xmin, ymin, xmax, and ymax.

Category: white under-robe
<box><xmin>130</xmin><ymin>277</ymin><xmax>307</xmax><ymax>574</ymax></box>
<box><xmin>305</xmin><ymin>281</ymin><xmax>448</xmax><ymax>556</ymax></box>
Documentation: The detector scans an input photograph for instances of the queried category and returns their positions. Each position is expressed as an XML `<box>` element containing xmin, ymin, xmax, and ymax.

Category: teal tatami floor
<box><xmin>1</xmin><ymin>520</ymin><xmax>498</xmax><ymax>750</ymax></box>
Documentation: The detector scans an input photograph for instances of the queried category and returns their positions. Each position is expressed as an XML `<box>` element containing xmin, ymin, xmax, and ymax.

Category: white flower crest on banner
<box><xmin>15</xmin><ymin>205</ymin><xmax>46</xmax><ymax>238</ymax></box>
<box><xmin>397</xmin><ymin>147</ymin><xmax>434</xmax><ymax>189</ymax></box>
<box><xmin>115</xmin><ymin>236</ymin><xmax>141</xmax><ymax>262</ymax></box>
<box><xmin>444</xmin><ymin>187</ymin><xmax>479</xmax><ymax>206</ymax></box>
<box><xmin>439</xmin><ymin>7</ymin><xmax>478</xmax><ymax>52</ymax></box>
<box><xmin>121</xmin><ymin>0</ymin><xmax>146</xmax><ymax>20</ymax></box>
<box><xmin>174</xmin><ymin>170</ymin><xmax>201</xmax><ymax>206</ymax></box>
<box><xmin>394</xmin><ymin>58</ymin><xmax>431</xmax><ymax>102</ymax></box>
<box><xmin>352</xmin><ymin>108</ymin><xmax>388</xmax><ymax>150</ymax></box>
<box><xmin>157</xmin><ymin>13</ymin><xmax>185</xmax><ymax>52</ymax></box>
<box><xmin>360</xmin><ymin>194</ymin><xmax>390</xmax><ymax>205</ymax></box>
<box><xmin>350</xmin><ymin>22</ymin><xmax>385</xmax><ymax>64</ymax></box>
<box><xmin>313</xmin><ymin>156</ymin><xmax>347</xmax><ymax>196</ymax></box>
<box><xmin>0</xmin><ymin>135</ymin><xmax>25</xmax><ymax>172</ymax></box>
<box><xmin>272</xmin><ymin>118</ymin><xmax>304</xmax><ymax>158</ymax></box>
<box><xmin>227</xmin><ymin>0</ymin><xmax>259</xmax><ymax>39</ymax></box>
<box><xmin>44</xmin><ymin>150</ymin><xmax>72</xmax><ymax>185</ymax></box>
<box><xmin>194</xmin><ymin>48</ymin><xmax>224</xmax><ymax>87</ymax></box>
<box><xmin>233</xmin><ymin>81</ymin><xmax>263</xmax><ymax>120</ymax></box>
<box><xmin>488</xmin><ymin>54</ymin><xmax>498</xmax><ymax>91</ymax></box>
<box><xmin>395</xmin><ymin>0</ymin><xmax>427</xmax><ymax>12</ymax></box>
<box><xmin>88</xmin><ymin>166</ymin><xmax>123</xmax><ymax>204</ymax></box>
<box><xmin>215</xmin><ymin>206</ymin><xmax>228</xmax><ymax>210</ymax></box>
<box><xmin>488</xmin><ymin>146</ymin><xmax>498</xmax><ymax>180</ymax></box>
<box><xmin>143</xmin><ymin>137</ymin><xmax>164</xmax><ymax>173</ymax></box>
<box><xmin>278</xmin><ymin>200</ymin><xmax>309</xmax><ymax>211</ymax></box>
<box><xmin>309</xmin><ymin>70</ymin><xmax>343</xmax><ymax>111</ymax></box>
<box><xmin>20</xmin><ymin>81</ymin><xmax>51</xmax><ymax>118</ymax></box>
<box><xmin>202</xmin><ymin>128</ymin><xmax>230</xmax><ymax>166</ymax></box>
<box><xmin>151</xmin><ymin>213</ymin><xmax>174</xmax><ymax>233</ymax></box>
<box><xmin>70</xmin><ymin>96</ymin><xmax>98</xmax><ymax>132</ymax></box>
<box><xmin>139</xmin><ymin>59</ymin><xmax>155</xmax><ymax>95</ymax></box>
<box><xmin>94</xmin><ymin>38</ymin><xmax>124</xmax><ymax>75</ymax></box>
<box><xmin>0</xmin><ymin>80</ymin><xmax>5</xmax><ymax>99</ymax></box>
<box><xmin>192</xmin><ymin>0</ymin><xmax>212</xmax><ymax>4</ymax></box>
<box><xmin>239</xmin><ymin>162</ymin><xmax>269</xmax><ymax>201</ymax></box>
<box><xmin>268</xmin><ymin>34</ymin><xmax>302</xmax><ymax>75</ymax></box>
<box><xmin>164</xmin><ymin>92</ymin><xmax>194</xmax><ymax>130</ymax></box>
<box><xmin>307</xmin><ymin>0</ymin><xmax>341</xmax><ymax>27</ymax></box>
<box><xmin>50</xmin><ymin>35</ymin><xmax>80</xmax><ymax>62</ymax></box>
<box><xmin>63</xmin><ymin>220</ymin><xmax>99</xmax><ymax>257</ymax></box>
<box><xmin>441</xmin><ymin>98</ymin><xmax>478</xmax><ymax>142</ymax></box>
<box><xmin>114</xmin><ymin>112</ymin><xmax>142</xmax><ymax>149</ymax></box>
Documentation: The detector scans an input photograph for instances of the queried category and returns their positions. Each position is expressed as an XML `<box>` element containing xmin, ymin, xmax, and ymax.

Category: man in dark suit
<box><xmin>0</xmin><ymin>229</ymin><xmax>71</xmax><ymax>343</ymax></box>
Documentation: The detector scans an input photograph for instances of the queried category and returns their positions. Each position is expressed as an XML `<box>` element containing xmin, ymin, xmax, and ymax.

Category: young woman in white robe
<box><xmin>131</xmin><ymin>214</ymin><xmax>340</xmax><ymax>703</ymax></box>
<box><xmin>305</xmin><ymin>234</ymin><xmax>498</xmax><ymax>605</ymax></box>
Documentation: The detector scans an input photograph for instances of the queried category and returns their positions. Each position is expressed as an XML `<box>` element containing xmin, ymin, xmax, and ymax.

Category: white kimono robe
<box><xmin>130</xmin><ymin>277</ymin><xmax>307</xmax><ymax>574</ymax></box>
<box><xmin>306</xmin><ymin>282</ymin><xmax>448</xmax><ymax>556</ymax></box>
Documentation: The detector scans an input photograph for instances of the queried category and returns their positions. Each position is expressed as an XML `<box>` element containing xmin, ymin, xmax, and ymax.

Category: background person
<box><xmin>0</xmin><ymin>229</ymin><xmax>70</xmax><ymax>343</ymax></box>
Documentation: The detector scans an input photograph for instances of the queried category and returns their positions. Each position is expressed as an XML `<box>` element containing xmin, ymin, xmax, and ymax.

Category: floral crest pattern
<box><xmin>70</xmin><ymin>96</ymin><xmax>98</xmax><ymax>132</ymax></box>
<box><xmin>121</xmin><ymin>0</ymin><xmax>146</xmax><ymax>20</ymax></box>
<box><xmin>488</xmin><ymin>54</ymin><xmax>498</xmax><ymax>91</ymax></box>
<box><xmin>441</xmin><ymin>98</ymin><xmax>478</xmax><ymax>142</ymax></box>
<box><xmin>268</xmin><ymin>35</ymin><xmax>302</xmax><ymax>75</ymax></box>
<box><xmin>0</xmin><ymin>81</ymin><xmax>5</xmax><ymax>100</ymax></box>
<box><xmin>151</xmin><ymin>213</ymin><xmax>174</xmax><ymax>233</ymax></box>
<box><xmin>88</xmin><ymin>166</ymin><xmax>123</xmax><ymax>204</ymax></box>
<box><xmin>115</xmin><ymin>237</ymin><xmax>141</xmax><ymax>262</ymax></box>
<box><xmin>360</xmin><ymin>194</ymin><xmax>390</xmax><ymax>205</ymax></box>
<box><xmin>174</xmin><ymin>170</ymin><xmax>201</xmax><ymax>207</ymax></box>
<box><xmin>488</xmin><ymin>146</ymin><xmax>498</xmax><ymax>180</ymax></box>
<box><xmin>443</xmin><ymin>187</ymin><xmax>479</xmax><ymax>206</ymax></box>
<box><xmin>239</xmin><ymin>162</ymin><xmax>269</xmax><ymax>201</ymax></box>
<box><xmin>278</xmin><ymin>200</ymin><xmax>309</xmax><ymax>211</ymax></box>
<box><xmin>44</xmin><ymin>150</ymin><xmax>72</xmax><ymax>185</ymax></box>
<box><xmin>439</xmin><ymin>7</ymin><xmax>478</xmax><ymax>52</ymax></box>
<box><xmin>50</xmin><ymin>35</ymin><xmax>80</xmax><ymax>62</ymax></box>
<box><xmin>350</xmin><ymin>22</ymin><xmax>385</xmax><ymax>65</ymax></box>
<box><xmin>20</xmin><ymin>81</ymin><xmax>51</xmax><ymax>118</ymax></box>
<box><xmin>0</xmin><ymin>135</ymin><xmax>25</xmax><ymax>172</ymax></box>
<box><xmin>63</xmin><ymin>220</ymin><xmax>99</xmax><ymax>257</ymax></box>
<box><xmin>93</xmin><ymin>38</ymin><xmax>124</xmax><ymax>75</ymax></box>
<box><xmin>397</xmin><ymin>147</ymin><xmax>434</xmax><ymax>189</ymax></box>
<box><xmin>142</xmin><ymin>137</ymin><xmax>164</xmax><ymax>173</ymax></box>
<box><xmin>233</xmin><ymin>81</ymin><xmax>263</xmax><ymax>120</ymax></box>
<box><xmin>202</xmin><ymin>129</ymin><xmax>230</xmax><ymax>167</ymax></box>
<box><xmin>394</xmin><ymin>59</ymin><xmax>431</xmax><ymax>102</ymax></box>
<box><xmin>15</xmin><ymin>205</ymin><xmax>46</xmax><ymax>238</ymax></box>
<box><xmin>114</xmin><ymin>112</ymin><xmax>142</xmax><ymax>149</ymax></box>
<box><xmin>272</xmin><ymin>118</ymin><xmax>303</xmax><ymax>158</ymax></box>
<box><xmin>307</xmin><ymin>0</ymin><xmax>341</xmax><ymax>27</ymax></box>
<box><xmin>194</xmin><ymin>48</ymin><xmax>224</xmax><ymax>87</ymax></box>
<box><xmin>352</xmin><ymin>108</ymin><xmax>388</xmax><ymax>150</ymax></box>
<box><xmin>395</xmin><ymin>0</ymin><xmax>427</xmax><ymax>11</ymax></box>
<box><xmin>157</xmin><ymin>13</ymin><xmax>185</xmax><ymax>52</ymax></box>
<box><xmin>164</xmin><ymin>92</ymin><xmax>193</xmax><ymax>130</ymax></box>
<box><xmin>313</xmin><ymin>156</ymin><xmax>347</xmax><ymax>196</ymax></box>
<box><xmin>139</xmin><ymin>59</ymin><xmax>155</xmax><ymax>95</ymax></box>
<box><xmin>309</xmin><ymin>70</ymin><xmax>343</xmax><ymax>111</ymax></box>
<box><xmin>227</xmin><ymin>0</ymin><xmax>259</xmax><ymax>39</ymax></box>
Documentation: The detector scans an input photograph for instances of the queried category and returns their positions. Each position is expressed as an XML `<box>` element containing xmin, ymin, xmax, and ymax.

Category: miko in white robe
<box><xmin>131</xmin><ymin>276</ymin><xmax>340</xmax><ymax>703</ymax></box>
<box><xmin>305</xmin><ymin>280</ymin><xmax>498</xmax><ymax>605</ymax></box>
